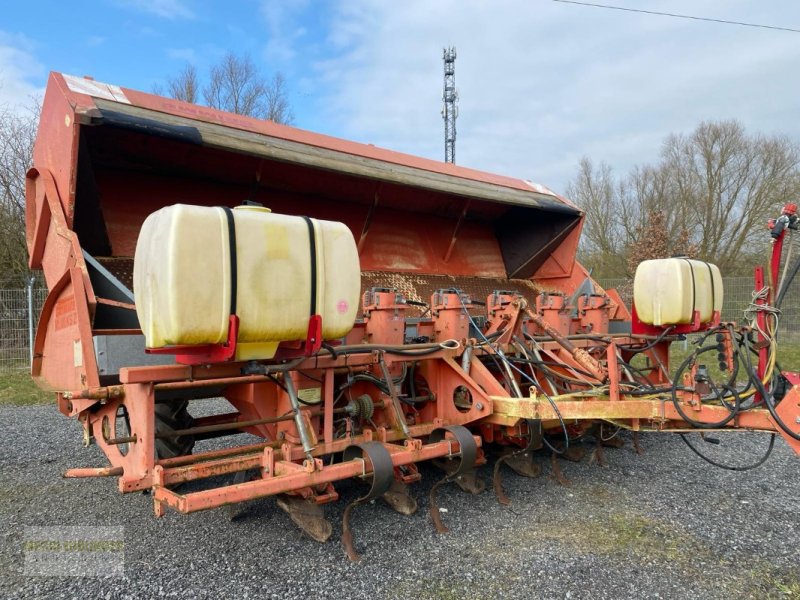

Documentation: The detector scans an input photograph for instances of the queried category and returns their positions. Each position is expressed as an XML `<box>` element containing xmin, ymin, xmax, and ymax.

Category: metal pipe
<box><xmin>107</xmin><ymin>412</ymin><xmax>315</xmax><ymax>445</ymax></box>
<box><xmin>63</xmin><ymin>466</ymin><xmax>124</xmax><ymax>478</ymax></box>
<box><xmin>152</xmin><ymin>358</ymin><xmax>306</xmax><ymax>391</ymax></box>
<box><xmin>63</xmin><ymin>385</ymin><xmax>125</xmax><ymax>401</ymax></box>
<box><xmin>27</xmin><ymin>276</ymin><xmax>34</xmax><ymax>366</ymax></box>
<box><xmin>284</xmin><ymin>375</ymin><xmax>316</xmax><ymax>457</ymax></box>
<box><xmin>526</xmin><ymin>332</ymin><xmax>671</xmax><ymax>342</ymax></box>
<box><xmin>323</xmin><ymin>341</ymin><xmax>456</xmax><ymax>355</ymax></box>
<box><xmin>154</xmin><ymin>375</ymin><xmax>272</xmax><ymax>391</ymax></box>
<box><xmin>106</xmin><ymin>435</ymin><xmax>137</xmax><ymax>446</ymax></box>
<box><xmin>105</xmin><ymin>401</ymin><xmax>395</xmax><ymax>444</ymax></box>
<box><xmin>524</xmin><ymin>308</ymin><xmax>607</xmax><ymax>382</ymax></box>
<box><xmin>160</xmin><ymin>412</ymin><xmax>300</xmax><ymax>439</ymax></box>
<box><xmin>460</xmin><ymin>344</ymin><xmax>473</xmax><ymax>372</ymax></box>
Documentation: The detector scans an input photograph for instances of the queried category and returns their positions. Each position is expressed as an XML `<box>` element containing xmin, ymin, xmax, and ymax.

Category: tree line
<box><xmin>153</xmin><ymin>53</ymin><xmax>293</xmax><ymax>124</ymax></box>
<box><xmin>0</xmin><ymin>54</ymin><xmax>292</xmax><ymax>283</ymax></box>
<box><xmin>1</xmin><ymin>63</ymin><xmax>797</xmax><ymax>284</ymax></box>
<box><xmin>568</xmin><ymin>120</ymin><xmax>800</xmax><ymax>278</ymax></box>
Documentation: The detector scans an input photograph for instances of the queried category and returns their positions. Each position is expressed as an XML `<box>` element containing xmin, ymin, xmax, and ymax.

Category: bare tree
<box><xmin>0</xmin><ymin>102</ymin><xmax>38</xmax><ymax>280</ymax></box>
<box><xmin>162</xmin><ymin>63</ymin><xmax>200</xmax><ymax>104</ymax></box>
<box><xmin>566</xmin><ymin>158</ymin><xmax>626</xmax><ymax>276</ymax></box>
<box><xmin>197</xmin><ymin>53</ymin><xmax>293</xmax><ymax>123</ymax></box>
<box><xmin>567</xmin><ymin>120</ymin><xmax>800</xmax><ymax>278</ymax></box>
<box><xmin>661</xmin><ymin>121</ymin><xmax>800</xmax><ymax>271</ymax></box>
<box><xmin>264</xmin><ymin>72</ymin><xmax>293</xmax><ymax>124</ymax></box>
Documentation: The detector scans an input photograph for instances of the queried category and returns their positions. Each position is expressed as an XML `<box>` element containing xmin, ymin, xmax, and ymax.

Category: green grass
<box><xmin>0</xmin><ymin>372</ymin><xmax>53</xmax><ymax>406</ymax></box>
<box><xmin>631</xmin><ymin>339</ymin><xmax>800</xmax><ymax>384</ymax></box>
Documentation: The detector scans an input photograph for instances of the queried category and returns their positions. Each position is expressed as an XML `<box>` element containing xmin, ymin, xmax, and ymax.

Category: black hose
<box><xmin>680</xmin><ymin>433</ymin><xmax>775</xmax><ymax>471</ymax></box>
<box><xmin>742</xmin><ymin>334</ymin><xmax>800</xmax><ymax>441</ymax></box>
<box><xmin>670</xmin><ymin>345</ymin><xmax>740</xmax><ymax>429</ymax></box>
<box><xmin>776</xmin><ymin>254</ymin><xmax>800</xmax><ymax>308</ymax></box>
<box><xmin>617</xmin><ymin>326</ymin><xmax>676</xmax><ymax>353</ymax></box>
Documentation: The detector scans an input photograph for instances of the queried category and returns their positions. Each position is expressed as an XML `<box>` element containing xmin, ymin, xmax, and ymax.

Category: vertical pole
<box><xmin>442</xmin><ymin>47</ymin><xmax>457</xmax><ymax>164</ymax></box>
<box><xmin>754</xmin><ymin>266</ymin><xmax>767</xmax><ymax>403</ymax></box>
<box><xmin>27</xmin><ymin>276</ymin><xmax>34</xmax><ymax>367</ymax></box>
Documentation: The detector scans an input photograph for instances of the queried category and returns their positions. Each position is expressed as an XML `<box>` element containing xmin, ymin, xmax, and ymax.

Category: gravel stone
<box><xmin>0</xmin><ymin>399</ymin><xmax>798</xmax><ymax>599</ymax></box>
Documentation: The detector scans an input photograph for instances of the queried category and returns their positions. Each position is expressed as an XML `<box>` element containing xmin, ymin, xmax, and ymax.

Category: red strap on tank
<box><xmin>146</xmin><ymin>315</ymin><xmax>239</xmax><ymax>365</ymax></box>
<box><xmin>304</xmin><ymin>314</ymin><xmax>323</xmax><ymax>357</ymax></box>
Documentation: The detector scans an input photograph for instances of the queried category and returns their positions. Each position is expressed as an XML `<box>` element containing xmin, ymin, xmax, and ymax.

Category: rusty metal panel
<box><xmin>360</xmin><ymin>271</ymin><xmax>539</xmax><ymax>315</ymax></box>
<box><xmin>95</xmin><ymin>257</ymin><xmax>134</xmax><ymax>292</ymax></box>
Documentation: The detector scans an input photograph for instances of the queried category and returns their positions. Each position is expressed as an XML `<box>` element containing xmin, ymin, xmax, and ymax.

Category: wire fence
<box><xmin>598</xmin><ymin>276</ymin><xmax>800</xmax><ymax>341</ymax></box>
<box><xmin>0</xmin><ymin>283</ymin><xmax>47</xmax><ymax>374</ymax></box>
<box><xmin>1</xmin><ymin>276</ymin><xmax>798</xmax><ymax>373</ymax></box>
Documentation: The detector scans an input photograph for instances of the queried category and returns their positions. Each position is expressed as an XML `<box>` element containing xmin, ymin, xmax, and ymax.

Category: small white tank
<box><xmin>633</xmin><ymin>258</ymin><xmax>723</xmax><ymax>326</ymax></box>
<box><xmin>134</xmin><ymin>204</ymin><xmax>360</xmax><ymax>360</ymax></box>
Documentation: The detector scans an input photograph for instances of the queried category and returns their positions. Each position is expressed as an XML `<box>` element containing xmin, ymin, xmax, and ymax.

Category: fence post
<box><xmin>27</xmin><ymin>276</ymin><xmax>34</xmax><ymax>367</ymax></box>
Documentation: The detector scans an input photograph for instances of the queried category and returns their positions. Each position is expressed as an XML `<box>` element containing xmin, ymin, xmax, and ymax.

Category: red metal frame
<box><xmin>26</xmin><ymin>73</ymin><xmax>800</xmax><ymax>558</ymax></box>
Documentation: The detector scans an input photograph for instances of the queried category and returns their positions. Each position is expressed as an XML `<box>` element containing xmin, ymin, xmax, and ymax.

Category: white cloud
<box><xmin>167</xmin><ymin>47</ymin><xmax>197</xmax><ymax>63</ymax></box>
<box><xmin>86</xmin><ymin>35</ymin><xmax>107</xmax><ymax>47</ymax></box>
<box><xmin>261</xmin><ymin>0</ymin><xmax>309</xmax><ymax>63</ymax></box>
<box><xmin>0</xmin><ymin>31</ymin><xmax>45</xmax><ymax>111</ymax></box>
<box><xmin>116</xmin><ymin>0</ymin><xmax>194</xmax><ymax>20</ymax></box>
<box><xmin>315</xmin><ymin>0</ymin><xmax>800</xmax><ymax>195</ymax></box>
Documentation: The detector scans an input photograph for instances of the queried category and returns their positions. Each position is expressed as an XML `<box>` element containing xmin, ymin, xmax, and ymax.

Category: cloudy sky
<box><xmin>2</xmin><ymin>1</ymin><xmax>800</xmax><ymax>194</ymax></box>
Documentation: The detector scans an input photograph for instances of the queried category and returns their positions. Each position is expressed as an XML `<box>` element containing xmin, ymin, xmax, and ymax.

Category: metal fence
<box><xmin>1</xmin><ymin>277</ymin><xmax>798</xmax><ymax>373</ymax></box>
<box><xmin>0</xmin><ymin>283</ymin><xmax>47</xmax><ymax>373</ymax></box>
<box><xmin>598</xmin><ymin>277</ymin><xmax>800</xmax><ymax>341</ymax></box>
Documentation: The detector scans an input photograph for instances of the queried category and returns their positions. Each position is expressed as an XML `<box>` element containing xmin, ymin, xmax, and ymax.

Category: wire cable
<box><xmin>551</xmin><ymin>1</ymin><xmax>800</xmax><ymax>34</ymax></box>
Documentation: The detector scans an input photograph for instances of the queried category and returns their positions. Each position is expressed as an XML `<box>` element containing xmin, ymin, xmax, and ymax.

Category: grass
<box><xmin>631</xmin><ymin>337</ymin><xmax>800</xmax><ymax>385</ymax></box>
<box><xmin>0</xmin><ymin>371</ymin><xmax>53</xmax><ymax>406</ymax></box>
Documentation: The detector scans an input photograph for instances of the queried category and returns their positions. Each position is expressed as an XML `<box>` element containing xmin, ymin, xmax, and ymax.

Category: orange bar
<box><xmin>155</xmin><ymin>437</ymin><xmax>478</xmax><ymax>513</ymax></box>
<box><xmin>64</xmin><ymin>466</ymin><xmax>124</xmax><ymax>478</ymax></box>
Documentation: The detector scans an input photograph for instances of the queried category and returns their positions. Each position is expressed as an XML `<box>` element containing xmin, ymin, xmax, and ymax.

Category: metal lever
<box><xmin>379</xmin><ymin>358</ymin><xmax>411</xmax><ymax>439</ymax></box>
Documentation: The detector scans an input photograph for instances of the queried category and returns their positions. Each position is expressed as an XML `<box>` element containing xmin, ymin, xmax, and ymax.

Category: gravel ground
<box><xmin>0</xmin><ymin>399</ymin><xmax>798</xmax><ymax>599</ymax></box>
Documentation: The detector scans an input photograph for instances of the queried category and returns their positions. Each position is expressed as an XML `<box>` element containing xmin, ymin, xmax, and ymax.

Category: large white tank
<box><xmin>633</xmin><ymin>258</ymin><xmax>723</xmax><ymax>327</ymax></box>
<box><xmin>133</xmin><ymin>204</ymin><xmax>360</xmax><ymax>360</ymax></box>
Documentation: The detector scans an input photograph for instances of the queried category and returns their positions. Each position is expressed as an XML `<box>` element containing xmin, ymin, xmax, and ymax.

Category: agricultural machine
<box><xmin>25</xmin><ymin>73</ymin><xmax>800</xmax><ymax>560</ymax></box>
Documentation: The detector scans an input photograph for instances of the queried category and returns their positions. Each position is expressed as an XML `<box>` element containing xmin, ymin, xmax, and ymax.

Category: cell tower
<box><xmin>442</xmin><ymin>47</ymin><xmax>458</xmax><ymax>164</ymax></box>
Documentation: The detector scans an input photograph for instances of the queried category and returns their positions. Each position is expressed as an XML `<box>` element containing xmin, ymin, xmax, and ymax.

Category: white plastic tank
<box><xmin>633</xmin><ymin>258</ymin><xmax>723</xmax><ymax>326</ymax></box>
<box><xmin>134</xmin><ymin>204</ymin><xmax>361</xmax><ymax>360</ymax></box>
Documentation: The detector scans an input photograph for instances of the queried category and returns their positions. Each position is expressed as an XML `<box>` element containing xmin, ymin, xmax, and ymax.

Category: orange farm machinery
<box><xmin>26</xmin><ymin>73</ymin><xmax>800</xmax><ymax>560</ymax></box>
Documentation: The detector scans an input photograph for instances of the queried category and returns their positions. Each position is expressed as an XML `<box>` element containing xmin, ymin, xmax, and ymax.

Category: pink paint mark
<box><xmin>336</xmin><ymin>300</ymin><xmax>349</xmax><ymax>314</ymax></box>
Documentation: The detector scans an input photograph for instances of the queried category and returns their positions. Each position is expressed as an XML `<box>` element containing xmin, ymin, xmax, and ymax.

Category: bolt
<box><xmin>795</xmin><ymin>416</ymin><xmax>800</xmax><ymax>424</ymax></box>
<box><xmin>475</xmin><ymin>402</ymin><xmax>484</xmax><ymax>410</ymax></box>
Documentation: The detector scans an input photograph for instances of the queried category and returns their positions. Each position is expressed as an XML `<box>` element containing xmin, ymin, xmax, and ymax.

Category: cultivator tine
<box><xmin>340</xmin><ymin>442</ymin><xmax>394</xmax><ymax>561</ymax></box>
<box><xmin>428</xmin><ymin>426</ymin><xmax>478</xmax><ymax>533</ymax></box>
<box><xmin>276</xmin><ymin>495</ymin><xmax>333</xmax><ymax>543</ymax></box>
<box><xmin>633</xmin><ymin>431</ymin><xmax>644</xmax><ymax>455</ymax></box>
<box><xmin>493</xmin><ymin>420</ymin><xmax>542</xmax><ymax>506</ymax></box>
<box><xmin>550</xmin><ymin>451</ymin><xmax>571</xmax><ymax>486</ymax></box>
<box><xmin>382</xmin><ymin>479</ymin><xmax>418</xmax><ymax>516</ymax></box>
<box><xmin>453</xmin><ymin>471</ymin><xmax>485</xmax><ymax>495</ymax></box>
<box><xmin>226</xmin><ymin>470</ymin><xmax>251</xmax><ymax>521</ymax></box>
<box><xmin>590</xmin><ymin>441</ymin><xmax>608</xmax><ymax>468</ymax></box>
<box><xmin>492</xmin><ymin>458</ymin><xmax>512</xmax><ymax>506</ymax></box>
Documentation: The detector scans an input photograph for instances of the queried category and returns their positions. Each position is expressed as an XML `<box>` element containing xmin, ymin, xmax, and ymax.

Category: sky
<box><xmin>2</xmin><ymin>0</ymin><xmax>800</xmax><ymax>195</ymax></box>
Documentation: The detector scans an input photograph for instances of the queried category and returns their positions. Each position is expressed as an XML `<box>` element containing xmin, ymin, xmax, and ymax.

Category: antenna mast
<box><xmin>442</xmin><ymin>47</ymin><xmax>457</xmax><ymax>164</ymax></box>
